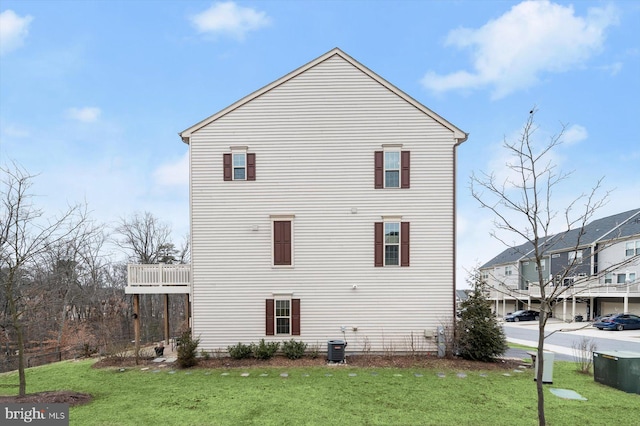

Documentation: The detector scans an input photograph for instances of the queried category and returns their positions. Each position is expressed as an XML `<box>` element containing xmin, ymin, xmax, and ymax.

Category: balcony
<box><xmin>125</xmin><ymin>264</ymin><xmax>191</xmax><ymax>294</ymax></box>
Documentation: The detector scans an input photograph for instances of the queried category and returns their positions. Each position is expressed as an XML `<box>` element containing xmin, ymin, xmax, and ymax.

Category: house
<box><xmin>126</xmin><ymin>48</ymin><xmax>467</xmax><ymax>353</ymax></box>
<box><xmin>481</xmin><ymin>208</ymin><xmax>640</xmax><ymax>321</ymax></box>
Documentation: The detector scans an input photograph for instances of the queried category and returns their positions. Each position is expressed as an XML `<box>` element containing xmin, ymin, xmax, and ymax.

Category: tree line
<box><xmin>1</xmin><ymin>163</ymin><xmax>189</xmax><ymax>394</ymax></box>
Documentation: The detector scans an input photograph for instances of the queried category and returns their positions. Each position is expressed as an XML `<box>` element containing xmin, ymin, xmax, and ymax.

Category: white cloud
<box><xmin>153</xmin><ymin>152</ymin><xmax>189</xmax><ymax>187</ymax></box>
<box><xmin>599</xmin><ymin>61</ymin><xmax>623</xmax><ymax>76</ymax></box>
<box><xmin>422</xmin><ymin>1</ymin><xmax>619</xmax><ymax>99</ymax></box>
<box><xmin>190</xmin><ymin>1</ymin><xmax>271</xmax><ymax>40</ymax></box>
<box><xmin>65</xmin><ymin>107</ymin><xmax>101</xmax><ymax>123</ymax></box>
<box><xmin>562</xmin><ymin>124</ymin><xmax>588</xmax><ymax>145</ymax></box>
<box><xmin>0</xmin><ymin>9</ymin><xmax>33</xmax><ymax>55</ymax></box>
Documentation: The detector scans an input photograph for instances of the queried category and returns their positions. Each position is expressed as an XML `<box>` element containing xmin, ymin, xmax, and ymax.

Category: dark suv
<box><xmin>504</xmin><ymin>310</ymin><xmax>540</xmax><ymax>322</ymax></box>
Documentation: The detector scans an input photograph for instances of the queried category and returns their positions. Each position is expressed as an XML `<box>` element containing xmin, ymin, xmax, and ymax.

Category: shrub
<box><xmin>227</xmin><ymin>342</ymin><xmax>252</xmax><ymax>359</ymax></box>
<box><xmin>282</xmin><ymin>339</ymin><xmax>307</xmax><ymax>359</ymax></box>
<box><xmin>251</xmin><ymin>339</ymin><xmax>280</xmax><ymax>360</ymax></box>
<box><xmin>176</xmin><ymin>330</ymin><xmax>200</xmax><ymax>368</ymax></box>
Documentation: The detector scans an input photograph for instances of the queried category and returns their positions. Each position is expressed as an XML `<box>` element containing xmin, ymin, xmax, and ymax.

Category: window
<box><xmin>374</xmin><ymin>150</ymin><xmax>410</xmax><ymax>189</ymax></box>
<box><xmin>625</xmin><ymin>241</ymin><xmax>640</xmax><ymax>257</ymax></box>
<box><xmin>568</xmin><ymin>250</ymin><xmax>583</xmax><ymax>264</ymax></box>
<box><xmin>233</xmin><ymin>153</ymin><xmax>246</xmax><ymax>180</ymax></box>
<box><xmin>266</xmin><ymin>298</ymin><xmax>300</xmax><ymax>336</ymax></box>
<box><xmin>536</xmin><ymin>259</ymin><xmax>546</xmax><ymax>271</ymax></box>
<box><xmin>605</xmin><ymin>273</ymin><xmax>613</xmax><ymax>284</ymax></box>
<box><xmin>374</xmin><ymin>220</ymin><xmax>409</xmax><ymax>267</ymax></box>
<box><xmin>505</xmin><ymin>265</ymin><xmax>513</xmax><ymax>276</ymax></box>
<box><xmin>223</xmin><ymin>150</ymin><xmax>256</xmax><ymax>181</ymax></box>
<box><xmin>616</xmin><ymin>272</ymin><xmax>637</xmax><ymax>284</ymax></box>
<box><xmin>273</xmin><ymin>219</ymin><xmax>293</xmax><ymax>266</ymax></box>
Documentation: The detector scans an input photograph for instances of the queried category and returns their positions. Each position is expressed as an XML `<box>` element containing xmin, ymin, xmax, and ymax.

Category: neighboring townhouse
<box><xmin>127</xmin><ymin>48</ymin><xmax>467</xmax><ymax>353</ymax></box>
<box><xmin>481</xmin><ymin>208</ymin><xmax>640</xmax><ymax>321</ymax></box>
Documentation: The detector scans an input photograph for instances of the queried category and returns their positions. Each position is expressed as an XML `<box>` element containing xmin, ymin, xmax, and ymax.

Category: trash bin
<box><xmin>528</xmin><ymin>351</ymin><xmax>554</xmax><ymax>384</ymax></box>
<box><xmin>574</xmin><ymin>315</ymin><xmax>583</xmax><ymax>322</ymax></box>
<box><xmin>327</xmin><ymin>339</ymin><xmax>347</xmax><ymax>363</ymax></box>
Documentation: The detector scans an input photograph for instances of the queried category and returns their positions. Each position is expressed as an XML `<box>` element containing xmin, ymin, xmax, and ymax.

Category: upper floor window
<box><xmin>535</xmin><ymin>259</ymin><xmax>546</xmax><ymax>271</ymax></box>
<box><xmin>505</xmin><ymin>265</ymin><xmax>513</xmax><ymax>276</ymax></box>
<box><xmin>616</xmin><ymin>272</ymin><xmax>636</xmax><ymax>284</ymax></box>
<box><xmin>272</xmin><ymin>215</ymin><xmax>294</xmax><ymax>267</ymax></box>
<box><xmin>568</xmin><ymin>250</ymin><xmax>583</xmax><ymax>264</ymax></box>
<box><xmin>374</xmin><ymin>219</ymin><xmax>410</xmax><ymax>267</ymax></box>
<box><xmin>223</xmin><ymin>148</ymin><xmax>256</xmax><ymax>181</ymax></box>
<box><xmin>625</xmin><ymin>241</ymin><xmax>640</xmax><ymax>257</ymax></box>
<box><xmin>374</xmin><ymin>149</ymin><xmax>410</xmax><ymax>189</ymax></box>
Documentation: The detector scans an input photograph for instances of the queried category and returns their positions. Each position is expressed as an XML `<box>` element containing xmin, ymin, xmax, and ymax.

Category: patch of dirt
<box><xmin>0</xmin><ymin>390</ymin><xmax>92</xmax><ymax>407</ymax></box>
<box><xmin>93</xmin><ymin>354</ymin><xmax>524</xmax><ymax>371</ymax></box>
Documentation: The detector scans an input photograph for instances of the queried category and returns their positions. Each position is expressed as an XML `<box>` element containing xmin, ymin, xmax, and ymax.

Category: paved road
<box><xmin>502</xmin><ymin>319</ymin><xmax>640</xmax><ymax>361</ymax></box>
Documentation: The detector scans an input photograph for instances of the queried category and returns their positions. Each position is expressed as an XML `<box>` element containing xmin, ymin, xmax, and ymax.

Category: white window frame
<box><xmin>382</xmin><ymin>145</ymin><xmax>402</xmax><ymax>189</ymax></box>
<box><xmin>230</xmin><ymin>146</ymin><xmax>248</xmax><ymax>181</ymax></box>
<box><xmin>382</xmin><ymin>215</ymin><xmax>402</xmax><ymax>266</ymax></box>
<box><xmin>274</xmin><ymin>297</ymin><xmax>291</xmax><ymax>335</ymax></box>
<box><xmin>605</xmin><ymin>272</ymin><xmax>613</xmax><ymax>284</ymax></box>
<box><xmin>505</xmin><ymin>265</ymin><xmax>513</xmax><ymax>276</ymax></box>
<box><xmin>536</xmin><ymin>259</ymin><xmax>546</xmax><ymax>271</ymax></box>
<box><xmin>568</xmin><ymin>250</ymin><xmax>583</xmax><ymax>264</ymax></box>
<box><xmin>625</xmin><ymin>240</ymin><xmax>640</xmax><ymax>257</ymax></box>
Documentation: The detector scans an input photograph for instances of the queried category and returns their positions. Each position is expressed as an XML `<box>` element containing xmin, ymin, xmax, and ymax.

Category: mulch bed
<box><xmin>1</xmin><ymin>354</ymin><xmax>524</xmax><ymax>406</ymax></box>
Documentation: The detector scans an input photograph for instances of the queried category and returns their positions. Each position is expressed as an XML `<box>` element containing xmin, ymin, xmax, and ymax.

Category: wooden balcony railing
<box><xmin>125</xmin><ymin>264</ymin><xmax>191</xmax><ymax>294</ymax></box>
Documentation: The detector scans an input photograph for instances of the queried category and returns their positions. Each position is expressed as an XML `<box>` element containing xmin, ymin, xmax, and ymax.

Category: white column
<box><xmin>589</xmin><ymin>297</ymin><xmax>594</xmax><ymax>321</ymax></box>
<box><xmin>562</xmin><ymin>298</ymin><xmax>567</xmax><ymax>322</ymax></box>
<box><xmin>624</xmin><ymin>285</ymin><xmax>629</xmax><ymax>313</ymax></box>
<box><xmin>572</xmin><ymin>296</ymin><xmax>576</xmax><ymax>321</ymax></box>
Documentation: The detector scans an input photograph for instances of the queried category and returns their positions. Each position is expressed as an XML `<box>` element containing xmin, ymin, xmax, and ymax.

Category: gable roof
<box><xmin>480</xmin><ymin>208</ymin><xmax>640</xmax><ymax>269</ymax></box>
<box><xmin>179</xmin><ymin>48</ymin><xmax>468</xmax><ymax>144</ymax></box>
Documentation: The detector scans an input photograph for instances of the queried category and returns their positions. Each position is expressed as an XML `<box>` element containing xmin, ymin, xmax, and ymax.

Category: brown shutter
<box><xmin>223</xmin><ymin>153</ymin><xmax>232</xmax><ymax>181</ymax></box>
<box><xmin>401</xmin><ymin>151</ymin><xmax>410</xmax><ymax>188</ymax></box>
<box><xmin>401</xmin><ymin>222</ymin><xmax>410</xmax><ymax>267</ymax></box>
<box><xmin>374</xmin><ymin>151</ymin><xmax>383</xmax><ymax>189</ymax></box>
<box><xmin>247</xmin><ymin>153</ymin><xmax>256</xmax><ymax>181</ymax></box>
<box><xmin>291</xmin><ymin>299</ymin><xmax>300</xmax><ymax>335</ymax></box>
<box><xmin>274</xmin><ymin>221</ymin><xmax>292</xmax><ymax>266</ymax></box>
<box><xmin>266</xmin><ymin>299</ymin><xmax>274</xmax><ymax>335</ymax></box>
<box><xmin>374</xmin><ymin>222</ymin><xmax>383</xmax><ymax>267</ymax></box>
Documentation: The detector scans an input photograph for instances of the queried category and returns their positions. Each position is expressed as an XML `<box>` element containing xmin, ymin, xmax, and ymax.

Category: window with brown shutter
<box><xmin>375</xmin><ymin>221</ymin><xmax>410</xmax><ymax>267</ymax></box>
<box><xmin>223</xmin><ymin>151</ymin><xmax>256</xmax><ymax>181</ymax></box>
<box><xmin>223</xmin><ymin>153</ymin><xmax>232</xmax><ymax>181</ymax></box>
<box><xmin>266</xmin><ymin>298</ymin><xmax>300</xmax><ymax>336</ymax></box>
<box><xmin>401</xmin><ymin>151</ymin><xmax>410</xmax><ymax>188</ymax></box>
<box><xmin>247</xmin><ymin>153</ymin><xmax>256</xmax><ymax>181</ymax></box>
<box><xmin>273</xmin><ymin>221</ymin><xmax>292</xmax><ymax>266</ymax></box>
<box><xmin>265</xmin><ymin>299</ymin><xmax>274</xmax><ymax>335</ymax></box>
<box><xmin>375</xmin><ymin>150</ymin><xmax>410</xmax><ymax>188</ymax></box>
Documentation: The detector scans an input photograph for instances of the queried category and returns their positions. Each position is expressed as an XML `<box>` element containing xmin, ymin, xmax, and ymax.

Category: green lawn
<box><xmin>1</xmin><ymin>359</ymin><xmax>637</xmax><ymax>425</ymax></box>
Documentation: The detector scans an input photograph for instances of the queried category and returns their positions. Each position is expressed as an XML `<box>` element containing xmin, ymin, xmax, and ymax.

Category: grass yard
<box><xmin>1</xmin><ymin>359</ymin><xmax>638</xmax><ymax>425</ymax></box>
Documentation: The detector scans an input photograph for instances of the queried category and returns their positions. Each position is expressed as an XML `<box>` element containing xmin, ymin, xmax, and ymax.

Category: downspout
<box><xmin>452</xmin><ymin>132</ymin><xmax>469</xmax><ymax>343</ymax></box>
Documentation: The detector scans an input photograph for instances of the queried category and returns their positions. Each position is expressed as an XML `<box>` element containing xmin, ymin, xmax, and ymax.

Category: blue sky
<box><xmin>1</xmin><ymin>1</ymin><xmax>639</xmax><ymax>287</ymax></box>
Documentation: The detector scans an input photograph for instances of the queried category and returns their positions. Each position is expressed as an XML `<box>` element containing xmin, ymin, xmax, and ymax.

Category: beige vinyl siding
<box><xmin>189</xmin><ymin>54</ymin><xmax>458</xmax><ymax>352</ymax></box>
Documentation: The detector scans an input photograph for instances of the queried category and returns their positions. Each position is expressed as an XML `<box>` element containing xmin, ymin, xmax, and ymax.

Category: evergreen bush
<box><xmin>176</xmin><ymin>329</ymin><xmax>200</xmax><ymax>368</ymax></box>
<box><xmin>456</xmin><ymin>271</ymin><xmax>508</xmax><ymax>362</ymax></box>
<box><xmin>251</xmin><ymin>339</ymin><xmax>280</xmax><ymax>360</ymax></box>
<box><xmin>282</xmin><ymin>339</ymin><xmax>307</xmax><ymax>359</ymax></box>
<box><xmin>227</xmin><ymin>342</ymin><xmax>253</xmax><ymax>359</ymax></box>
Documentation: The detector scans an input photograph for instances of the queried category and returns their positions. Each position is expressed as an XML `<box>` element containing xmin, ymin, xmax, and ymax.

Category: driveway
<box><xmin>503</xmin><ymin>318</ymin><xmax>640</xmax><ymax>361</ymax></box>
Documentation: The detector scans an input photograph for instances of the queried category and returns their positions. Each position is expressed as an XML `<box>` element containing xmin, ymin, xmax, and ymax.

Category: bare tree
<box><xmin>0</xmin><ymin>163</ymin><xmax>91</xmax><ymax>396</ymax></box>
<box><xmin>469</xmin><ymin>109</ymin><xmax>636</xmax><ymax>425</ymax></box>
<box><xmin>114</xmin><ymin>212</ymin><xmax>172</xmax><ymax>264</ymax></box>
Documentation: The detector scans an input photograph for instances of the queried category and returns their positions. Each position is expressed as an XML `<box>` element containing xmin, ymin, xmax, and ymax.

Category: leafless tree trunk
<box><xmin>1</xmin><ymin>163</ymin><xmax>91</xmax><ymax>396</ymax></box>
<box><xmin>469</xmin><ymin>109</ymin><xmax>620</xmax><ymax>425</ymax></box>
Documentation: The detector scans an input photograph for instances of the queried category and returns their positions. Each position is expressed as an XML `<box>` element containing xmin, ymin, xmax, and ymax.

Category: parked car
<box><xmin>504</xmin><ymin>310</ymin><xmax>540</xmax><ymax>322</ymax></box>
<box><xmin>593</xmin><ymin>313</ymin><xmax>615</xmax><ymax>322</ymax></box>
<box><xmin>593</xmin><ymin>313</ymin><xmax>640</xmax><ymax>331</ymax></box>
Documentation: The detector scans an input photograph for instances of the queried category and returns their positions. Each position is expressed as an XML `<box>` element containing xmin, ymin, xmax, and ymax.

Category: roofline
<box><xmin>179</xmin><ymin>47</ymin><xmax>468</xmax><ymax>144</ymax></box>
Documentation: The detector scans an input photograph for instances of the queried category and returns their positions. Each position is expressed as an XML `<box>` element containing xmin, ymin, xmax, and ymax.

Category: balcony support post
<box><xmin>163</xmin><ymin>294</ymin><xmax>170</xmax><ymax>345</ymax></box>
<box><xmin>133</xmin><ymin>294</ymin><xmax>140</xmax><ymax>365</ymax></box>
